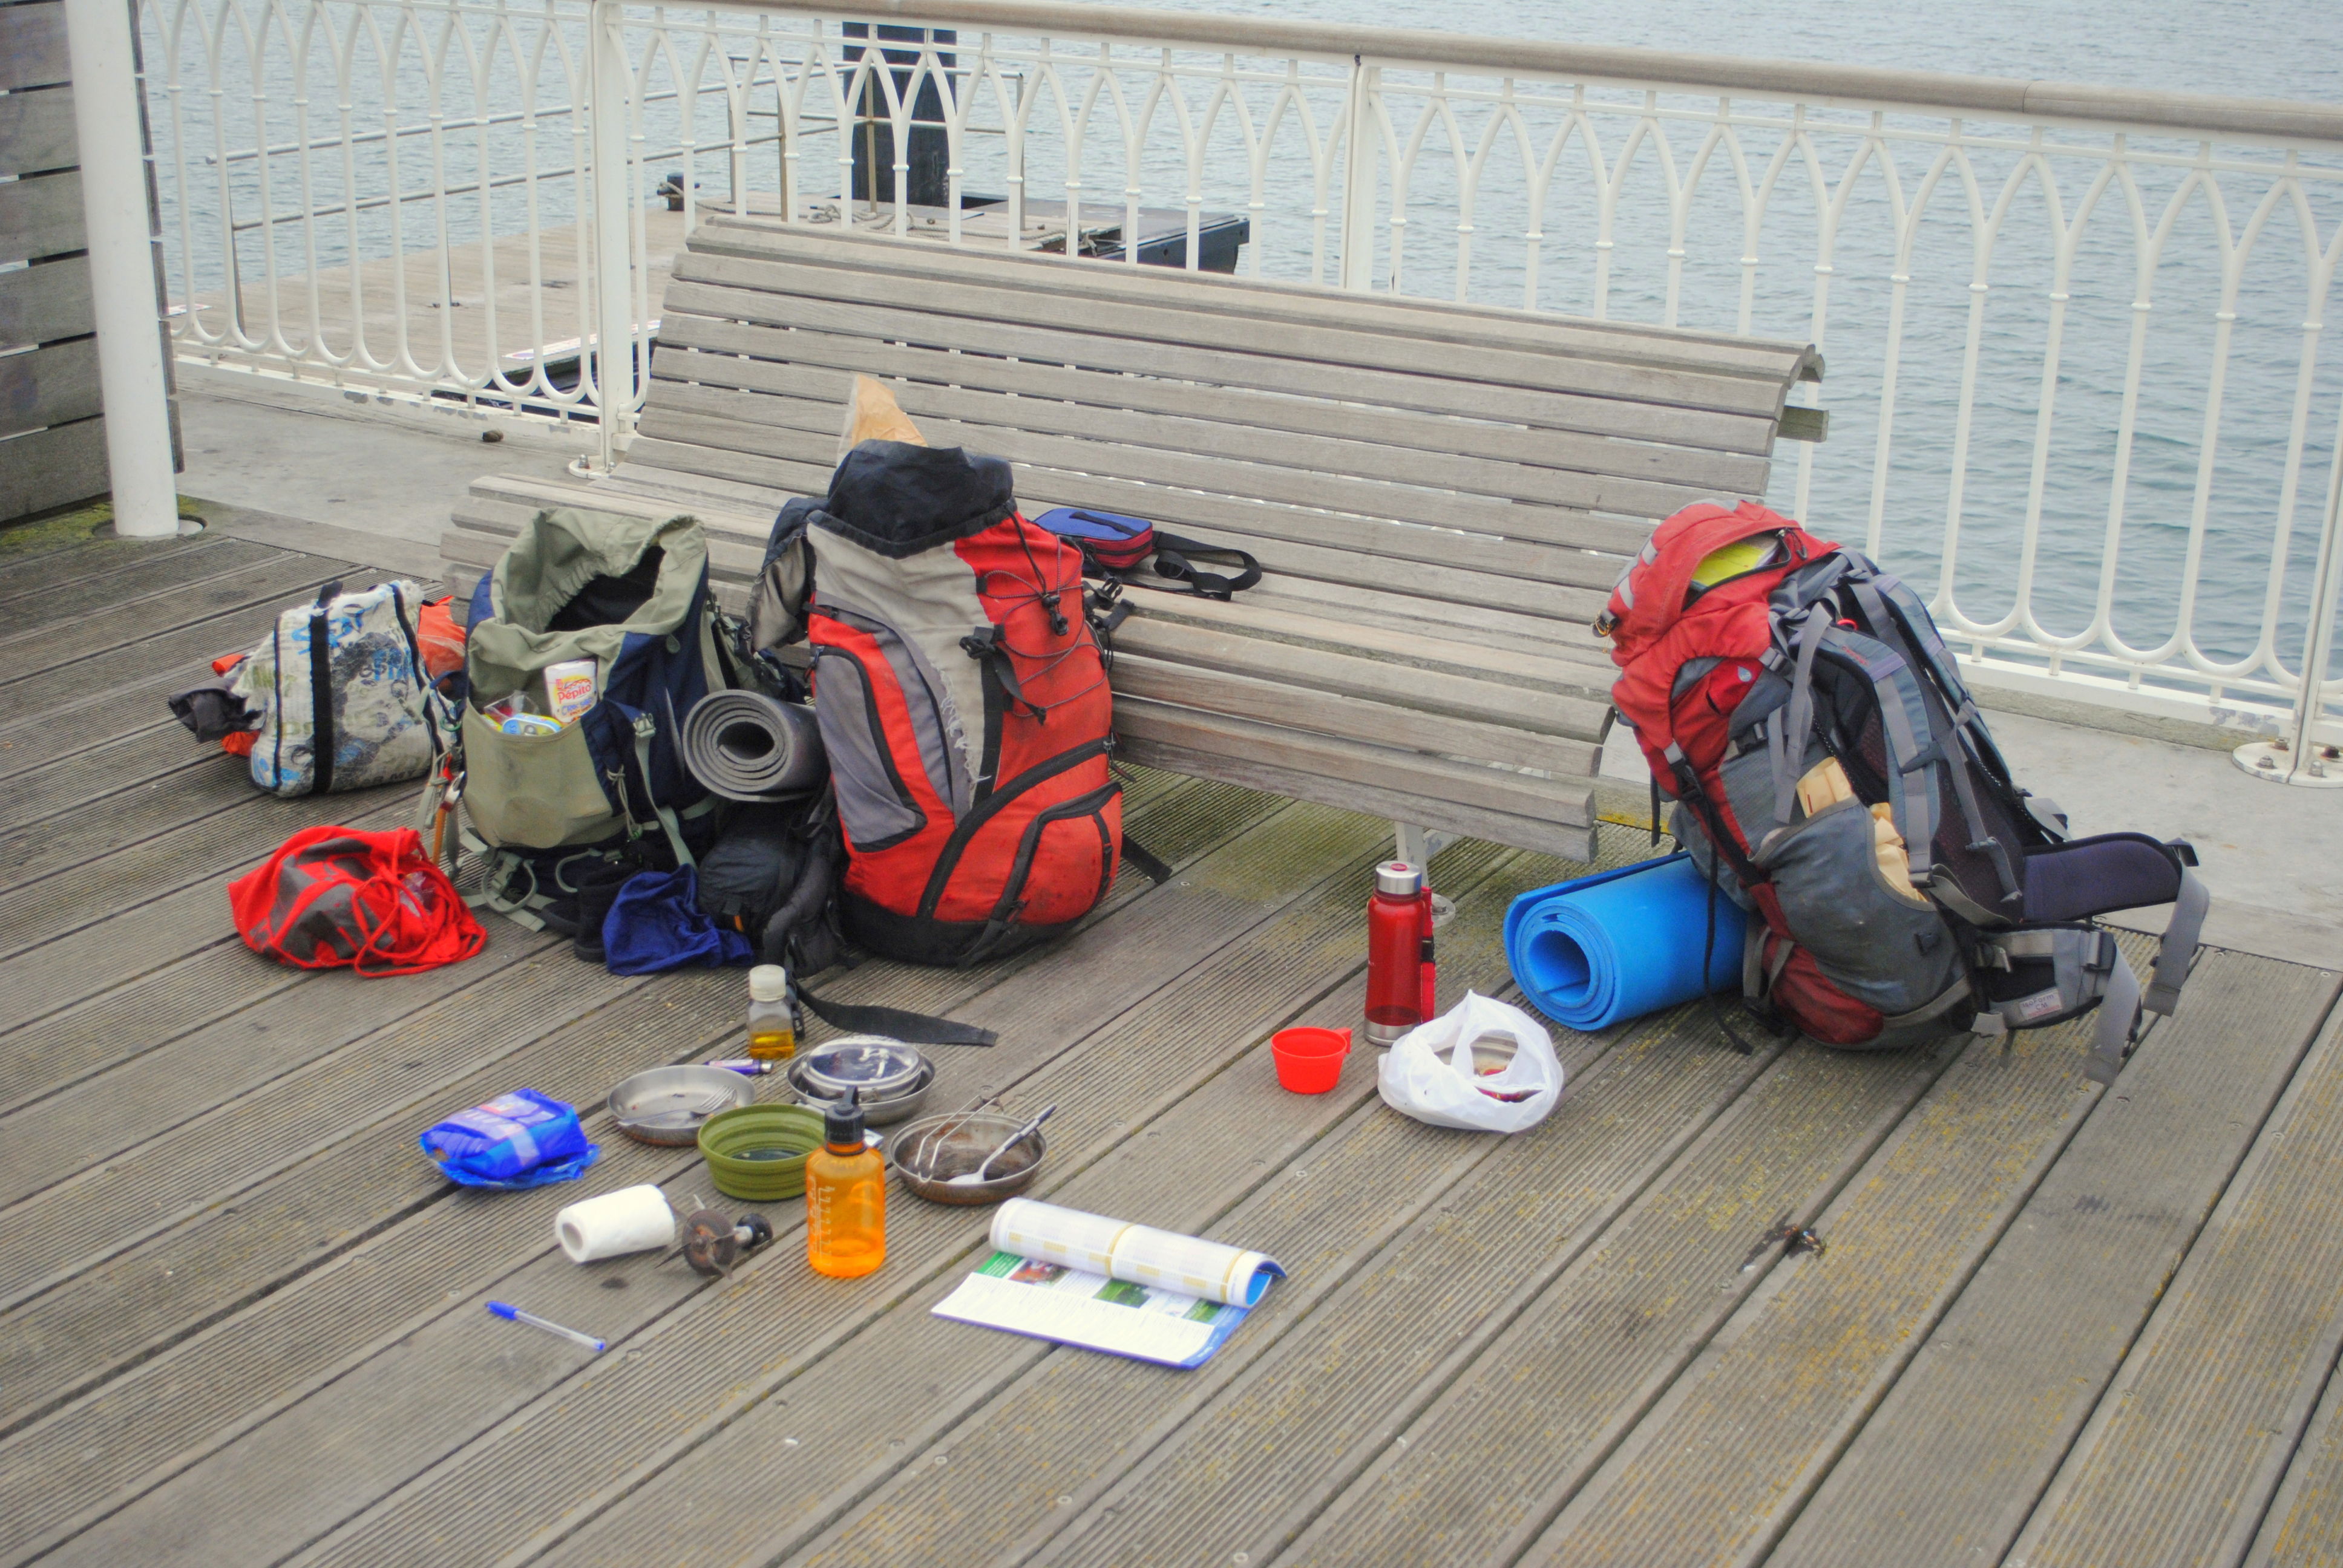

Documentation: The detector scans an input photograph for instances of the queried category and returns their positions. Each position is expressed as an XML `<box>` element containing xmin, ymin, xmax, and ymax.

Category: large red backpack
<box><xmin>784</xmin><ymin>440</ymin><xmax>1123</xmax><ymax>966</ymax></box>
<box><xmin>1603</xmin><ymin>501</ymin><xmax>2208</xmax><ymax>1082</ymax></box>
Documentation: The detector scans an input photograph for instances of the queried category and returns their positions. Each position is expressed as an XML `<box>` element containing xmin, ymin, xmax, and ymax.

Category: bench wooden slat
<box><xmin>1129</xmin><ymin>590</ymin><xmax>1614</xmax><ymax>699</ymax></box>
<box><xmin>1118</xmin><ymin>616</ymin><xmax>1606</xmax><ymax>742</ymax></box>
<box><xmin>640</xmin><ymin>370</ymin><xmax>1639</xmax><ymax>583</ymax></box>
<box><xmin>695</xmin><ymin>219</ymin><xmax>1822</xmax><ymax>389</ymax></box>
<box><xmin>664</xmin><ymin>272</ymin><xmax>1776</xmax><ymax>460</ymax></box>
<box><xmin>1174</xmin><ymin>572</ymin><xmax>1617</xmax><ymax>667</ymax></box>
<box><xmin>1113</xmin><ymin>701</ymin><xmax>1593</xmax><ymax>861</ymax></box>
<box><xmin>1115</xmin><ymin>696</ymin><xmax>1585</xmax><ymax>826</ymax></box>
<box><xmin>654</xmin><ymin>310</ymin><xmax>1774</xmax><ymax>495</ymax></box>
<box><xmin>650</xmin><ymin>347</ymin><xmax>1720</xmax><ymax>529</ymax></box>
<box><xmin>627</xmin><ymin>413</ymin><xmax>1611</xmax><ymax>625</ymax></box>
<box><xmin>635</xmin><ymin>391</ymin><xmax>1636</xmax><ymax>590</ymax></box>
<box><xmin>1112</xmin><ymin>655</ymin><xmax>1596</xmax><ymax>777</ymax></box>
<box><xmin>669</xmin><ymin>250</ymin><xmax>1797</xmax><ymax>422</ymax></box>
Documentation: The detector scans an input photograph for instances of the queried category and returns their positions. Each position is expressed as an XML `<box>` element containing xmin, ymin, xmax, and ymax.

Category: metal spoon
<box><xmin>948</xmin><ymin>1106</ymin><xmax>1056</xmax><ymax>1186</ymax></box>
<box><xmin>913</xmin><ymin>1091</ymin><xmax>1000</xmax><ymax>1172</ymax></box>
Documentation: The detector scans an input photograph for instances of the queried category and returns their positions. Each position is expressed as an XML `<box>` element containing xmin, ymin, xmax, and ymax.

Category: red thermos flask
<box><xmin>1365</xmin><ymin>860</ymin><xmax>1437</xmax><ymax>1047</ymax></box>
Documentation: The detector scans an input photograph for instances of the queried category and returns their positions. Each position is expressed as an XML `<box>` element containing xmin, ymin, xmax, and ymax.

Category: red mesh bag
<box><xmin>228</xmin><ymin>826</ymin><xmax>484</xmax><ymax>975</ymax></box>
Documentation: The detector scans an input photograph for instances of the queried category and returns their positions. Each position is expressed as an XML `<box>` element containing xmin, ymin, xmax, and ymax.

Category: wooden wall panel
<box><xmin>0</xmin><ymin>171</ymin><xmax>85</xmax><ymax>266</ymax></box>
<box><xmin>0</xmin><ymin>337</ymin><xmax>102</xmax><ymax>438</ymax></box>
<box><xmin>0</xmin><ymin>83</ymin><xmax>76</xmax><ymax>174</ymax></box>
<box><xmin>0</xmin><ymin>415</ymin><xmax>108</xmax><ymax>523</ymax></box>
<box><xmin>0</xmin><ymin>256</ymin><xmax>93</xmax><ymax>349</ymax></box>
<box><xmin>0</xmin><ymin>4</ymin><xmax>71</xmax><ymax>93</ymax></box>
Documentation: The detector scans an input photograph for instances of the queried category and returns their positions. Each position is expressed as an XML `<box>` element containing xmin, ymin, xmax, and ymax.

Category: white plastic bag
<box><xmin>1377</xmin><ymin>991</ymin><xmax>1563</xmax><ymax>1133</ymax></box>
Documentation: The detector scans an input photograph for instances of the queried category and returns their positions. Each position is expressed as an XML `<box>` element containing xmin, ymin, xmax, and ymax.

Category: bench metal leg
<box><xmin>1392</xmin><ymin>822</ymin><xmax>1452</xmax><ymax>869</ymax></box>
<box><xmin>1393</xmin><ymin>823</ymin><xmax>1458</xmax><ymax>928</ymax></box>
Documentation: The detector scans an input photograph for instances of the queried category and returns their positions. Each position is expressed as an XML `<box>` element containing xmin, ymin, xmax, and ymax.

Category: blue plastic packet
<box><xmin>420</xmin><ymin>1088</ymin><xmax>600</xmax><ymax>1190</ymax></box>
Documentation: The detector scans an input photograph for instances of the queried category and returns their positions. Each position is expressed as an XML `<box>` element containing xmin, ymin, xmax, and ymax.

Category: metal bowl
<box><xmin>785</xmin><ymin>1056</ymin><xmax>936</xmax><ymax>1126</ymax></box>
<box><xmin>798</xmin><ymin>1036</ymin><xmax>929</xmax><ymax>1099</ymax></box>
<box><xmin>888</xmin><ymin>1111</ymin><xmax>1047</xmax><ymax>1206</ymax></box>
<box><xmin>607</xmin><ymin>1064</ymin><xmax>755</xmax><ymax>1146</ymax></box>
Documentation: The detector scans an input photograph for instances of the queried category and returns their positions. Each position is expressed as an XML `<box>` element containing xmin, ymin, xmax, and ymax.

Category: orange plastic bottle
<box><xmin>805</xmin><ymin>1091</ymin><xmax>885</xmax><ymax>1278</ymax></box>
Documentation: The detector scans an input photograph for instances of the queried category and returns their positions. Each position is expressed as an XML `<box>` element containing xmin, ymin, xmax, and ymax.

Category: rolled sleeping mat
<box><xmin>1503</xmin><ymin>853</ymin><xmax>1746</xmax><ymax>1033</ymax></box>
<box><xmin>680</xmin><ymin>690</ymin><xmax>825</xmax><ymax>800</ymax></box>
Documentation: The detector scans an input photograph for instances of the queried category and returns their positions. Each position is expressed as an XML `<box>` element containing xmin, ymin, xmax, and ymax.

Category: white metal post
<box><xmin>588</xmin><ymin>0</ymin><xmax>635</xmax><ymax>474</ymax></box>
<box><xmin>2236</xmin><ymin>440</ymin><xmax>2343</xmax><ymax>785</ymax></box>
<box><xmin>1338</xmin><ymin>56</ymin><xmax>1377</xmax><ymax>293</ymax></box>
<box><xmin>64</xmin><ymin>0</ymin><xmax>178</xmax><ymax>537</ymax></box>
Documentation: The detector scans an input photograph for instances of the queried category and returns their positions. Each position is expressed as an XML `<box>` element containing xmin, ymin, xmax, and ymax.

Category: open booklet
<box><xmin>931</xmin><ymin>1199</ymin><xmax>1285</xmax><ymax>1369</ymax></box>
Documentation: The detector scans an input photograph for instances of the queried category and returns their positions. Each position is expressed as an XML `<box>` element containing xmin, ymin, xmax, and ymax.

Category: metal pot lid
<box><xmin>798</xmin><ymin>1036</ymin><xmax>928</xmax><ymax>1097</ymax></box>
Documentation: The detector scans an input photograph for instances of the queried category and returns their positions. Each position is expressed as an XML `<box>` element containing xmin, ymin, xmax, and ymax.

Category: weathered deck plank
<box><xmin>1768</xmin><ymin>952</ymin><xmax>2340</xmax><ymax>1568</ymax></box>
<box><xmin>0</xmin><ymin>534</ymin><xmax>283</xmax><ymax>629</ymax></box>
<box><xmin>784</xmin><ymin>1011</ymin><xmax>1774</xmax><ymax>1568</ymax></box>
<box><xmin>5</xmin><ymin>529</ymin><xmax>2342</xmax><ymax>1568</ymax></box>
<box><xmin>0</xmin><ymin>551</ymin><xmax>353</xmax><ymax>687</ymax></box>
<box><xmin>0</xmin><ymin>725</ymin><xmax>223</xmax><ymax>836</ymax></box>
<box><xmin>1002</xmin><ymin>1014</ymin><xmax>1778</xmax><ymax>1568</ymax></box>
<box><xmin>0</xmin><ymin>786</ymin><xmax>415</xmax><ymax>1025</ymax></box>
<box><xmin>0</xmin><ymin>531</ymin><xmax>218</xmax><ymax>601</ymax></box>
<box><xmin>2004</xmin><ymin>1001</ymin><xmax>2343</xmax><ymax>1568</ymax></box>
<box><xmin>1272</xmin><ymin>1039</ymin><xmax>1958</xmax><ymax>1568</ymax></box>
<box><xmin>269</xmin><ymin>806</ymin><xmax>1422</xmax><ymax>1568</ymax></box>
<box><xmin>0</xmin><ymin>747</ymin><xmax>303</xmax><ymax>893</ymax></box>
<box><xmin>546</xmin><ymin>842</ymin><xmax>1553</xmax><ymax>1568</ymax></box>
<box><xmin>0</xmin><ymin>770</ymin><xmax>1243</xmax><ymax>1563</ymax></box>
<box><xmin>2248</xmin><ymin>1353</ymin><xmax>2343</xmax><ymax>1566</ymax></box>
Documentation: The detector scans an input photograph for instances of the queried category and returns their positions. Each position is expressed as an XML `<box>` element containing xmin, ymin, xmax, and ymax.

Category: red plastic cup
<box><xmin>1271</xmin><ymin>1026</ymin><xmax>1352</xmax><ymax>1094</ymax></box>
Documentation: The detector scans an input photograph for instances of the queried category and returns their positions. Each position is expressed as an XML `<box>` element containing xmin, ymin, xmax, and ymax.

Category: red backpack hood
<box><xmin>1602</xmin><ymin>500</ymin><xmax>1833</xmax><ymax>783</ymax></box>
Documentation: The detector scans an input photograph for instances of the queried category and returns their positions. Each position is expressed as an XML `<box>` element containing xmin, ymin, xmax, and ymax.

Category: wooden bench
<box><xmin>439</xmin><ymin>218</ymin><xmax>1823</xmax><ymax>862</ymax></box>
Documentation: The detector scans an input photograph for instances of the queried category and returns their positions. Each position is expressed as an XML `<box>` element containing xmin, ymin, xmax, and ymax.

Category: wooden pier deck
<box><xmin>4</xmin><ymin>523</ymin><xmax>2343</xmax><ymax>1568</ymax></box>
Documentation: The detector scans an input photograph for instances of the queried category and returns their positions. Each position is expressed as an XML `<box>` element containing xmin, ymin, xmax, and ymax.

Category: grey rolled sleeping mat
<box><xmin>679</xmin><ymin>690</ymin><xmax>825</xmax><ymax>800</ymax></box>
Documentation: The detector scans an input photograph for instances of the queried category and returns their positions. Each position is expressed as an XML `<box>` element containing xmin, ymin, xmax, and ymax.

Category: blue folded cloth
<box><xmin>420</xmin><ymin>1088</ymin><xmax>600</xmax><ymax>1189</ymax></box>
<box><xmin>603</xmin><ymin>866</ymin><xmax>755</xmax><ymax>975</ymax></box>
<box><xmin>1504</xmin><ymin>854</ymin><xmax>1746</xmax><ymax>1033</ymax></box>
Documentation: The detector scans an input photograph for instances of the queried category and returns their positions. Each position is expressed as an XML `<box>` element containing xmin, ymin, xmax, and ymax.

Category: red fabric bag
<box><xmin>229</xmin><ymin>825</ymin><xmax>485</xmax><ymax>975</ymax></box>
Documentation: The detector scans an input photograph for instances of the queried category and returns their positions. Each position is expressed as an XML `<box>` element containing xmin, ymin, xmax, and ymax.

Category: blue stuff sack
<box><xmin>420</xmin><ymin>1088</ymin><xmax>599</xmax><ymax>1189</ymax></box>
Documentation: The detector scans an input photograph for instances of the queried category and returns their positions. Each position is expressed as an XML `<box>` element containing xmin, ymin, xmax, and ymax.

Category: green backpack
<box><xmin>453</xmin><ymin>508</ymin><xmax>734</xmax><ymax>871</ymax></box>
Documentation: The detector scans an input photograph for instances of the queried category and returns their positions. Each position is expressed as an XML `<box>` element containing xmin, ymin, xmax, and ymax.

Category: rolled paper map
<box><xmin>990</xmin><ymin>1198</ymin><xmax>1283</xmax><ymax>1307</ymax></box>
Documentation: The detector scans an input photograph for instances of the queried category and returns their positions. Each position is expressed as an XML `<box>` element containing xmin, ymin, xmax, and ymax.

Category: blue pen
<box><xmin>486</xmin><ymin>1301</ymin><xmax>605</xmax><ymax>1353</ymax></box>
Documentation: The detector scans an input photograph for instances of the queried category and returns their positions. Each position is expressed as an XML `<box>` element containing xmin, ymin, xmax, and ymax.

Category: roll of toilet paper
<box><xmin>556</xmin><ymin>1184</ymin><xmax>675</xmax><ymax>1263</ymax></box>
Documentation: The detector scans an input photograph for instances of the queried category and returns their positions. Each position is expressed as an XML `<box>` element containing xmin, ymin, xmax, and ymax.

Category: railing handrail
<box><xmin>757</xmin><ymin>0</ymin><xmax>2343</xmax><ymax>146</ymax></box>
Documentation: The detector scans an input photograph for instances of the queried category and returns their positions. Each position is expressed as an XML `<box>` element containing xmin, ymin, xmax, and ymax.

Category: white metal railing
<box><xmin>135</xmin><ymin>0</ymin><xmax>2343</xmax><ymax>743</ymax></box>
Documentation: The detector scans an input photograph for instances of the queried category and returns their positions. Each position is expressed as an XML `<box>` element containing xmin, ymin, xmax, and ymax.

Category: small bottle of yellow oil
<box><xmin>746</xmin><ymin>964</ymin><xmax>796</xmax><ymax>1061</ymax></box>
<box><xmin>806</xmin><ymin>1091</ymin><xmax>885</xmax><ymax>1278</ymax></box>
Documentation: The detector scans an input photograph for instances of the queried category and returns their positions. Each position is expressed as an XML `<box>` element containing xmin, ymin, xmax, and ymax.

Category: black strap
<box><xmin>1120</xmin><ymin>834</ymin><xmax>1174</xmax><ymax>885</ymax></box>
<box><xmin>797</xmin><ymin>983</ymin><xmax>998</xmax><ymax>1047</ymax></box>
<box><xmin>1701</xmin><ymin>875</ymin><xmax>1757</xmax><ymax>1054</ymax></box>
<box><xmin>1149</xmin><ymin>532</ymin><xmax>1262</xmax><ymax>600</ymax></box>
<box><xmin>387</xmin><ymin>583</ymin><xmax>441</xmax><ymax>759</ymax></box>
<box><xmin>960</xmin><ymin>626</ymin><xmax>1044</xmax><ymax>722</ymax></box>
<box><xmin>306</xmin><ymin>580</ymin><xmax>343</xmax><ymax>795</ymax></box>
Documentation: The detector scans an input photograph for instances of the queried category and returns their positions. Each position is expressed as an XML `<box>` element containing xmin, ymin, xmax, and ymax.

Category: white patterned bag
<box><xmin>232</xmin><ymin>579</ymin><xmax>441</xmax><ymax>796</ymax></box>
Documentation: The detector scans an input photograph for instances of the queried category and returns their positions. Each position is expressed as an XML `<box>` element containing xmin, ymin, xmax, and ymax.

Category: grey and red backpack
<box><xmin>753</xmin><ymin>440</ymin><xmax>1129</xmax><ymax>966</ymax></box>
<box><xmin>1604</xmin><ymin>500</ymin><xmax>2209</xmax><ymax>1083</ymax></box>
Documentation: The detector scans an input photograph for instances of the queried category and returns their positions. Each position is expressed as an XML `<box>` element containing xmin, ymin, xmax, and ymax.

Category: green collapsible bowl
<box><xmin>696</xmin><ymin>1103</ymin><xmax>825</xmax><ymax>1202</ymax></box>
